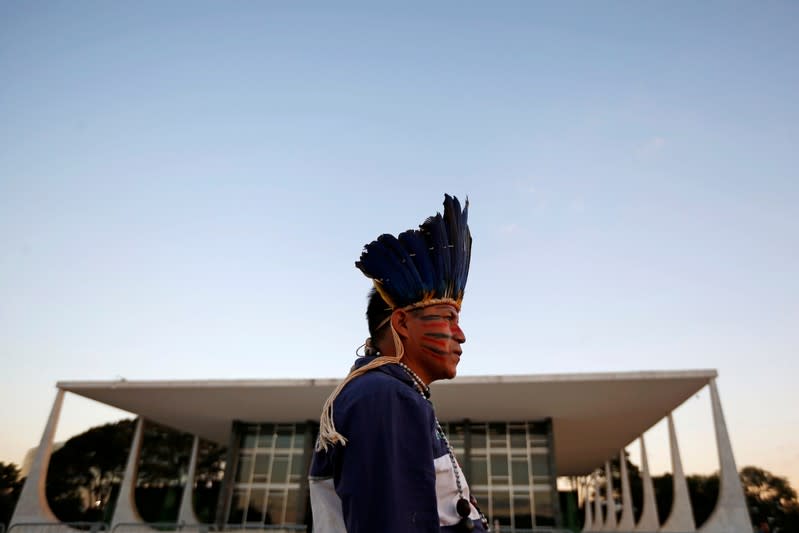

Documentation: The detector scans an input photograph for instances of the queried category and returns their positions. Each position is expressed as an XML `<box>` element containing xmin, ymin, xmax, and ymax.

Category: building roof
<box><xmin>58</xmin><ymin>369</ymin><xmax>716</xmax><ymax>477</ymax></box>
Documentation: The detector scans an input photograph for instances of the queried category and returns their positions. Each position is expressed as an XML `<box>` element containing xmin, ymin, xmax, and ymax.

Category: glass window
<box><xmin>284</xmin><ymin>488</ymin><xmax>300</xmax><ymax>524</ymax></box>
<box><xmin>472</xmin><ymin>489</ymin><xmax>490</xmax><ymax>516</ymax></box>
<box><xmin>246</xmin><ymin>488</ymin><xmax>266</xmax><ymax>523</ymax></box>
<box><xmin>531</xmin><ymin>451</ymin><xmax>550</xmax><ymax>476</ymax></box>
<box><xmin>293</xmin><ymin>430</ymin><xmax>306</xmax><ymax>450</ymax></box>
<box><xmin>228</xmin><ymin>489</ymin><xmax>247</xmax><ymax>524</ymax></box>
<box><xmin>265</xmin><ymin>490</ymin><xmax>286</xmax><ymax>525</ymax></box>
<box><xmin>509</xmin><ymin>427</ymin><xmax>527</xmax><ymax>450</ymax></box>
<box><xmin>511</xmin><ymin>458</ymin><xmax>529</xmax><ymax>485</ymax></box>
<box><xmin>235</xmin><ymin>455</ymin><xmax>253</xmax><ymax>482</ymax></box>
<box><xmin>469</xmin><ymin>456</ymin><xmax>488</xmax><ymax>485</ymax></box>
<box><xmin>256</xmin><ymin>424</ymin><xmax>273</xmax><ymax>449</ymax></box>
<box><xmin>289</xmin><ymin>452</ymin><xmax>305</xmax><ymax>483</ymax></box>
<box><xmin>230</xmin><ymin>423</ymin><xmax>307</xmax><ymax>528</ymax></box>
<box><xmin>471</xmin><ymin>425</ymin><xmax>486</xmax><ymax>449</ymax></box>
<box><xmin>447</xmin><ymin>423</ymin><xmax>465</xmax><ymax>450</ymax></box>
<box><xmin>488</xmin><ymin>423</ymin><xmax>507</xmax><ymax>449</ymax></box>
<box><xmin>271</xmin><ymin>456</ymin><xmax>289</xmax><ymax>484</ymax></box>
<box><xmin>514</xmin><ymin>494</ymin><xmax>532</xmax><ymax>528</ymax></box>
<box><xmin>490</xmin><ymin>454</ymin><xmax>508</xmax><ymax>478</ymax></box>
<box><xmin>253</xmin><ymin>453</ymin><xmax>271</xmax><ymax>482</ymax></box>
<box><xmin>276</xmin><ymin>426</ymin><xmax>293</xmax><ymax>449</ymax></box>
<box><xmin>534</xmin><ymin>487</ymin><xmax>555</xmax><ymax>526</ymax></box>
<box><xmin>241</xmin><ymin>426</ymin><xmax>258</xmax><ymax>449</ymax></box>
<box><xmin>492</xmin><ymin>490</ymin><xmax>512</xmax><ymax>526</ymax></box>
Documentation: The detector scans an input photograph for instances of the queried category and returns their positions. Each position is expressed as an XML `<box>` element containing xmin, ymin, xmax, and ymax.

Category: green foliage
<box><xmin>686</xmin><ymin>473</ymin><xmax>719</xmax><ymax>527</ymax></box>
<box><xmin>45</xmin><ymin>419</ymin><xmax>225</xmax><ymax>524</ymax></box>
<box><xmin>741</xmin><ymin>466</ymin><xmax>799</xmax><ymax>532</ymax></box>
<box><xmin>1</xmin><ymin>462</ymin><xmax>23</xmax><ymax>526</ymax></box>
<box><xmin>578</xmin><ymin>461</ymin><xmax>799</xmax><ymax>531</ymax></box>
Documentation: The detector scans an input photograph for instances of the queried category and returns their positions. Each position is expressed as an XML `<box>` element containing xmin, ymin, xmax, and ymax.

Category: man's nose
<box><xmin>452</xmin><ymin>324</ymin><xmax>466</xmax><ymax>344</ymax></box>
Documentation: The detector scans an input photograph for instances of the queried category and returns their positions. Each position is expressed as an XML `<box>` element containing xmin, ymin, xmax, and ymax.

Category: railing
<box><xmin>111</xmin><ymin>524</ymin><xmax>305</xmax><ymax>533</ymax></box>
<box><xmin>222</xmin><ymin>526</ymin><xmax>306</xmax><ymax>532</ymax></box>
<box><xmin>8</xmin><ymin>524</ymin><xmax>305</xmax><ymax>533</ymax></box>
<box><xmin>111</xmin><ymin>524</ymin><xmax>217</xmax><ymax>533</ymax></box>
<box><xmin>9</xmin><ymin>522</ymin><xmax>108</xmax><ymax>533</ymax></box>
<box><xmin>491</xmin><ymin>525</ymin><xmax>574</xmax><ymax>533</ymax></box>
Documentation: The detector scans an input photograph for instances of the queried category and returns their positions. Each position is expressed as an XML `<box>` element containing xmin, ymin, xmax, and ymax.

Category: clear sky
<box><xmin>1</xmin><ymin>2</ymin><xmax>797</xmax><ymax>489</ymax></box>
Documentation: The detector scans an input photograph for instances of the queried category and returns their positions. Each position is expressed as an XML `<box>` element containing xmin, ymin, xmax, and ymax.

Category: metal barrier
<box><xmin>9</xmin><ymin>524</ymin><xmax>303</xmax><ymax>533</ymax></box>
<box><xmin>222</xmin><ymin>526</ymin><xmax>306</xmax><ymax>532</ymax></box>
<box><xmin>111</xmin><ymin>523</ymin><xmax>302</xmax><ymax>533</ymax></box>
<box><xmin>111</xmin><ymin>523</ymin><xmax>219</xmax><ymax>533</ymax></box>
<box><xmin>8</xmin><ymin>522</ymin><xmax>108</xmax><ymax>533</ymax></box>
<box><xmin>491</xmin><ymin>526</ymin><xmax>574</xmax><ymax>533</ymax></box>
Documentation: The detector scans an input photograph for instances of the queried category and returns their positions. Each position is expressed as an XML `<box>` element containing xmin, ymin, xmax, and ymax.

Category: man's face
<box><xmin>401</xmin><ymin>303</ymin><xmax>466</xmax><ymax>384</ymax></box>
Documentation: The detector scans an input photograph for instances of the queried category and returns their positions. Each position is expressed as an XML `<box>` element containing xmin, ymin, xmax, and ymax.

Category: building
<box><xmin>11</xmin><ymin>370</ymin><xmax>750</xmax><ymax>532</ymax></box>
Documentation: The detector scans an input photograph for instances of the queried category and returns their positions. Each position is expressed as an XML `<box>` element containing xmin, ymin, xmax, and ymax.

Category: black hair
<box><xmin>366</xmin><ymin>288</ymin><xmax>392</xmax><ymax>341</ymax></box>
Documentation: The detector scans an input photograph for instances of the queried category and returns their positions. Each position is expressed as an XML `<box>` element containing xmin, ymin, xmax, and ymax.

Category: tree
<box><xmin>45</xmin><ymin>419</ymin><xmax>225</xmax><ymax>524</ymax></box>
<box><xmin>686</xmin><ymin>473</ymin><xmax>719</xmax><ymax>527</ymax></box>
<box><xmin>740</xmin><ymin>466</ymin><xmax>799</xmax><ymax>532</ymax></box>
<box><xmin>578</xmin><ymin>464</ymin><xmax>799</xmax><ymax>531</ymax></box>
<box><xmin>0</xmin><ymin>462</ymin><xmax>23</xmax><ymax>526</ymax></box>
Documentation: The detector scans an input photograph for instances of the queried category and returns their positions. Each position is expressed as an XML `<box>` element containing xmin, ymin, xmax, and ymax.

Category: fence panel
<box><xmin>9</xmin><ymin>522</ymin><xmax>107</xmax><ymax>533</ymax></box>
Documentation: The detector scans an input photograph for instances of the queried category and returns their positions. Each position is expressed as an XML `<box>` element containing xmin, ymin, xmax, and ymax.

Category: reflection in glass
<box><xmin>229</xmin><ymin>489</ymin><xmax>247</xmax><ymax>524</ymax></box>
<box><xmin>235</xmin><ymin>455</ymin><xmax>253</xmax><ymax>482</ymax></box>
<box><xmin>289</xmin><ymin>452</ymin><xmax>305</xmax><ymax>483</ymax></box>
<box><xmin>469</xmin><ymin>456</ymin><xmax>488</xmax><ymax>485</ymax></box>
<box><xmin>492</xmin><ymin>490</ymin><xmax>511</xmax><ymax>526</ymax></box>
<box><xmin>253</xmin><ymin>453</ymin><xmax>271</xmax><ymax>482</ymax></box>
<box><xmin>246</xmin><ymin>488</ymin><xmax>266</xmax><ymax>523</ymax></box>
<box><xmin>276</xmin><ymin>426</ymin><xmax>293</xmax><ymax>448</ymax></box>
<box><xmin>534</xmin><ymin>487</ymin><xmax>555</xmax><ymax>526</ymax></box>
<box><xmin>511</xmin><ymin>458</ymin><xmax>529</xmax><ymax>485</ymax></box>
<box><xmin>490</xmin><ymin>454</ymin><xmax>508</xmax><ymax>478</ymax></box>
<box><xmin>265</xmin><ymin>490</ymin><xmax>285</xmax><ymax>525</ymax></box>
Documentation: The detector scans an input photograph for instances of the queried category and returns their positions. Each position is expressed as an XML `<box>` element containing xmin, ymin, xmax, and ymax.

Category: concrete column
<box><xmin>10</xmin><ymin>389</ymin><xmax>64</xmax><ymax>526</ymax></box>
<box><xmin>699</xmin><ymin>379</ymin><xmax>751</xmax><ymax>533</ymax></box>
<box><xmin>604</xmin><ymin>461</ymin><xmax>618</xmax><ymax>530</ymax></box>
<box><xmin>583</xmin><ymin>476</ymin><xmax>595</xmax><ymax>532</ymax></box>
<box><xmin>177</xmin><ymin>435</ymin><xmax>201</xmax><ymax>526</ymax></box>
<box><xmin>593</xmin><ymin>472</ymin><xmax>604</xmax><ymax>531</ymax></box>
<box><xmin>111</xmin><ymin>417</ymin><xmax>146</xmax><ymax>529</ymax></box>
<box><xmin>661</xmin><ymin>414</ymin><xmax>696</xmax><ymax>531</ymax></box>
<box><xmin>617</xmin><ymin>449</ymin><xmax>635</xmax><ymax>531</ymax></box>
<box><xmin>635</xmin><ymin>435</ymin><xmax>659</xmax><ymax>532</ymax></box>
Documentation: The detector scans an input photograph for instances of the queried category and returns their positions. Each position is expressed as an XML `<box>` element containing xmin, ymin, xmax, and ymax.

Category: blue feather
<box><xmin>356</xmin><ymin>194</ymin><xmax>472</xmax><ymax>309</ymax></box>
<box><xmin>399</xmin><ymin>229</ymin><xmax>435</xmax><ymax>297</ymax></box>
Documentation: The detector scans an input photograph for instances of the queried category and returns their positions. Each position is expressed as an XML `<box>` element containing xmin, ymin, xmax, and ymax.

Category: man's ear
<box><xmin>390</xmin><ymin>309</ymin><xmax>410</xmax><ymax>339</ymax></box>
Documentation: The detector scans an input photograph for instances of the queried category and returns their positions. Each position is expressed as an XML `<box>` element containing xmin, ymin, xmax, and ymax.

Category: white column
<box><xmin>177</xmin><ymin>435</ymin><xmax>201</xmax><ymax>526</ymax></box>
<box><xmin>10</xmin><ymin>389</ymin><xmax>64</xmax><ymax>526</ymax></box>
<box><xmin>111</xmin><ymin>417</ymin><xmax>146</xmax><ymax>530</ymax></box>
<box><xmin>617</xmin><ymin>449</ymin><xmax>635</xmax><ymax>531</ymax></box>
<box><xmin>594</xmin><ymin>472</ymin><xmax>604</xmax><ymax>531</ymax></box>
<box><xmin>699</xmin><ymin>379</ymin><xmax>751</xmax><ymax>533</ymax></box>
<box><xmin>583</xmin><ymin>476</ymin><xmax>595</xmax><ymax>532</ymax></box>
<box><xmin>604</xmin><ymin>461</ymin><xmax>618</xmax><ymax>530</ymax></box>
<box><xmin>635</xmin><ymin>435</ymin><xmax>659</xmax><ymax>532</ymax></box>
<box><xmin>661</xmin><ymin>414</ymin><xmax>696</xmax><ymax>531</ymax></box>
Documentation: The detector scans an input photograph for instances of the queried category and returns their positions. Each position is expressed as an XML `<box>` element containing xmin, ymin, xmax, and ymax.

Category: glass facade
<box><xmin>225</xmin><ymin>419</ymin><xmax>557</xmax><ymax>530</ymax></box>
<box><xmin>226</xmin><ymin>423</ymin><xmax>308</xmax><ymax>527</ymax></box>
<box><xmin>442</xmin><ymin>421</ymin><xmax>557</xmax><ymax>530</ymax></box>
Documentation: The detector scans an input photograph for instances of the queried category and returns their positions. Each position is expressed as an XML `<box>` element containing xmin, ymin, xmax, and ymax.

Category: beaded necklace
<box><xmin>397</xmin><ymin>362</ymin><xmax>489</xmax><ymax>532</ymax></box>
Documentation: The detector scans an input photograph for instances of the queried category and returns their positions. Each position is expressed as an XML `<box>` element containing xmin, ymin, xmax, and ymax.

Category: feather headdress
<box><xmin>316</xmin><ymin>194</ymin><xmax>472</xmax><ymax>451</ymax></box>
<box><xmin>355</xmin><ymin>194</ymin><xmax>472</xmax><ymax>311</ymax></box>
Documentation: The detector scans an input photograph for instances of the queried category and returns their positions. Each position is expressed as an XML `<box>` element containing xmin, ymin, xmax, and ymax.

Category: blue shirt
<box><xmin>309</xmin><ymin>357</ymin><xmax>488</xmax><ymax>532</ymax></box>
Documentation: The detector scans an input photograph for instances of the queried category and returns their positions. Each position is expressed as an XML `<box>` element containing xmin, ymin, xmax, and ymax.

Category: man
<box><xmin>309</xmin><ymin>195</ymin><xmax>488</xmax><ymax>532</ymax></box>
